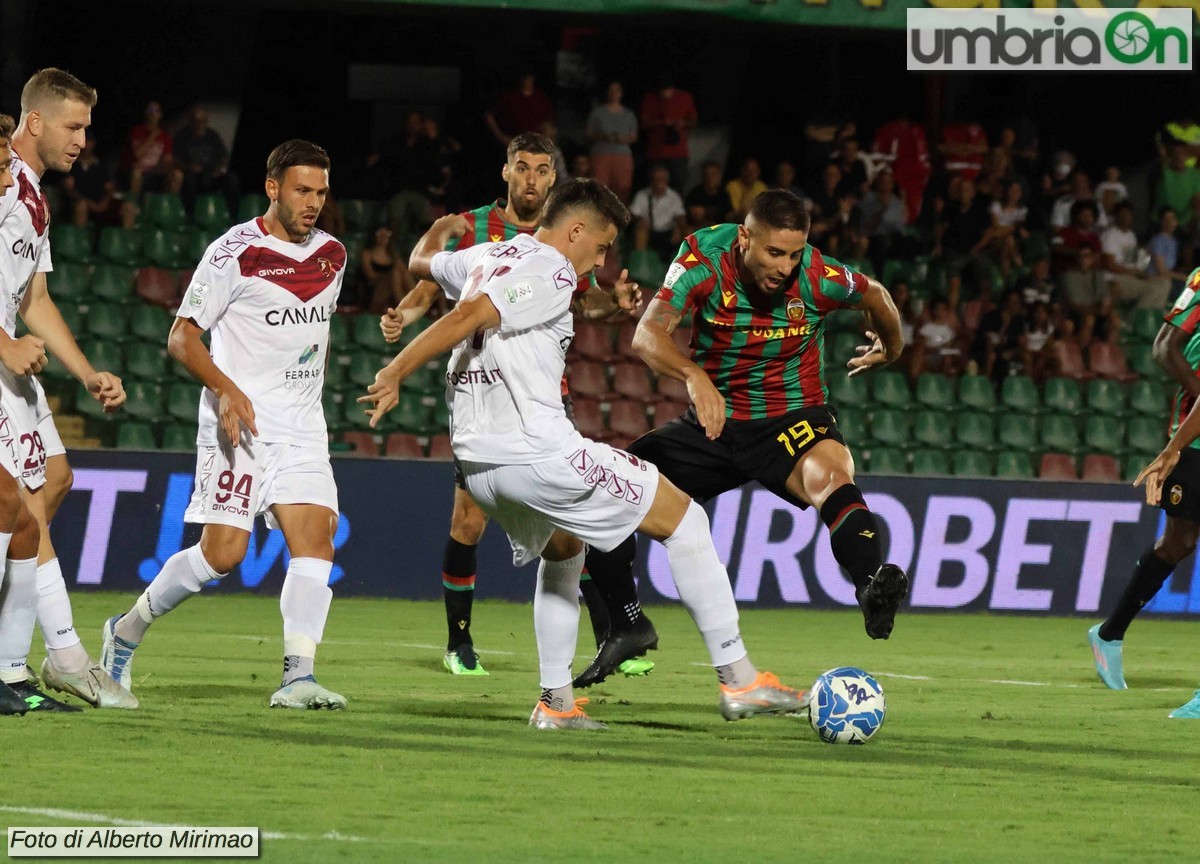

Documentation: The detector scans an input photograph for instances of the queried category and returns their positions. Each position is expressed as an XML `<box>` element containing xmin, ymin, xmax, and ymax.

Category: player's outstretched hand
<box><xmin>685</xmin><ymin>369</ymin><xmax>725</xmax><ymax>440</ymax></box>
<box><xmin>0</xmin><ymin>334</ymin><xmax>47</xmax><ymax>376</ymax></box>
<box><xmin>217</xmin><ymin>387</ymin><xmax>258</xmax><ymax>448</ymax></box>
<box><xmin>613</xmin><ymin>269</ymin><xmax>643</xmax><ymax>314</ymax></box>
<box><xmin>86</xmin><ymin>371</ymin><xmax>126</xmax><ymax>413</ymax></box>
<box><xmin>380</xmin><ymin>308</ymin><xmax>405</xmax><ymax>344</ymax></box>
<box><xmin>1134</xmin><ymin>447</ymin><xmax>1180</xmax><ymax>506</ymax></box>
<box><xmin>847</xmin><ymin>330</ymin><xmax>889</xmax><ymax>378</ymax></box>
<box><xmin>358</xmin><ymin>368</ymin><xmax>401</xmax><ymax>429</ymax></box>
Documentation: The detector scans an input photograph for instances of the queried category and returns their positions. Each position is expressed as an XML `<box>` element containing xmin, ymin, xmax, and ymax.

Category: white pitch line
<box><xmin>220</xmin><ymin>635</ymin><xmax>516</xmax><ymax>655</ymax></box>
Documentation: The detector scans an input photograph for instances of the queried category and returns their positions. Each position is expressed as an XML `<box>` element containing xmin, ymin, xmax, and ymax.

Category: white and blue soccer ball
<box><xmin>808</xmin><ymin>666</ymin><xmax>886</xmax><ymax>745</ymax></box>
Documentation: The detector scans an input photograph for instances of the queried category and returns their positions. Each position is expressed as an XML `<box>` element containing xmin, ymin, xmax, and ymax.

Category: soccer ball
<box><xmin>808</xmin><ymin>667</ymin><xmax>886</xmax><ymax>745</ymax></box>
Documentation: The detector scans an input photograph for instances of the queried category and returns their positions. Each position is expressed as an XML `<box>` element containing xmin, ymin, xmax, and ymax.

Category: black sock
<box><xmin>820</xmin><ymin>485</ymin><xmax>883</xmax><ymax>595</ymax></box>
<box><xmin>583</xmin><ymin>536</ymin><xmax>644</xmax><ymax>632</ymax></box>
<box><xmin>442</xmin><ymin>537</ymin><xmax>477</xmax><ymax>651</ymax></box>
<box><xmin>1099</xmin><ymin>549</ymin><xmax>1175</xmax><ymax>642</ymax></box>
<box><xmin>579</xmin><ymin>569</ymin><xmax>611</xmax><ymax>648</ymax></box>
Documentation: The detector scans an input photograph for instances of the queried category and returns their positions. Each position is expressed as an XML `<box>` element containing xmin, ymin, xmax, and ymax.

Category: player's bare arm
<box><xmin>1152</xmin><ymin>324</ymin><xmax>1200</xmax><ymax>398</ymax></box>
<box><xmin>574</xmin><ymin>269</ymin><xmax>642</xmax><ymax>321</ymax></box>
<box><xmin>408</xmin><ymin>214</ymin><xmax>471</xmax><ymax>281</ymax></box>
<box><xmin>360</xmin><ymin>292</ymin><xmax>502</xmax><ymax>428</ymax></box>
<box><xmin>633</xmin><ymin>297</ymin><xmax>726</xmax><ymax>440</ymax></box>
<box><xmin>847</xmin><ymin>277</ymin><xmax>904</xmax><ymax>379</ymax></box>
<box><xmin>380</xmin><ymin>279</ymin><xmax>442</xmax><ymax>343</ymax></box>
<box><xmin>167</xmin><ymin>317</ymin><xmax>257</xmax><ymax>446</ymax></box>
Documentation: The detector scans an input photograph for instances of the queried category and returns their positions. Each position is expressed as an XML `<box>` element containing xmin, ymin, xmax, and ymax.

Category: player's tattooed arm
<box><xmin>848</xmin><ymin>277</ymin><xmax>905</xmax><ymax>378</ymax></box>
<box><xmin>1153</xmin><ymin>323</ymin><xmax>1200</xmax><ymax>399</ymax></box>
<box><xmin>634</xmin><ymin>298</ymin><xmax>726</xmax><ymax>439</ymax></box>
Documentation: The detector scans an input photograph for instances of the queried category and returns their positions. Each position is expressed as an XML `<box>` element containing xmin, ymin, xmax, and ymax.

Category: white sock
<box><xmin>280</xmin><ymin>558</ymin><xmax>333</xmax><ymax>685</ymax></box>
<box><xmin>662</xmin><ymin>500</ymin><xmax>747</xmax><ymax>668</ymax></box>
<box><xmin>0</xmin><ymin>557</ymin><xmax>40</xmax><ymax>684</ymax></box>
<box><xmin>117</xmin><ymin>545</ymin><xmax>224</xmax><ymax>644</ymax></box>
<box><xmin>37</xmin><ymin>558</ymin><xmax>88</xmax><ymax>673</ymax></box>
<box><xmin>534</xmin><ymin>549</ymin><xmax>585</xmax><ymax>690</ymax></box>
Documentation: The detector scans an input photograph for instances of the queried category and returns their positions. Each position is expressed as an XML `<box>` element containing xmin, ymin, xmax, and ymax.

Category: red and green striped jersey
<box><xmin>1164</xmin><ymin>267</ymin><xmax>1200</xmax><ymax>450</ymax></box>
<box><xmin>653</xmin><ymin>223</ymin><xmax>866</xmax><ymax>420</ymax></box>
<box><xmin>445</xmin><ymin>199</ymin><xmax>531</xmax><ymax>252</ymax></box>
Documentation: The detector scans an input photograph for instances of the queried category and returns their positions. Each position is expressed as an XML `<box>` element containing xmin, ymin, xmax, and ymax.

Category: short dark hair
<box><xmin>507</xmin><ymin>131</ymin><xmax>555</xmax><ymax>163</ymax></box>
<box><xmin>0</xmin><ymin>114</ymin><xmax>14</xmax><ymax>144</ymax></box>
<box><xmin>21</xmin><ymin>68</ymin><xmax>97</xmax><ymax>112</ymax></box>
<box><xmin>265</xmin><ymin>139</ymin><xmax>330</xmax><ymax>182</ymax></box>
<box><xmin>1069</xmin><ymin>199</ymin><xmax>1097</xmax><ymax>222</ymax></box>
<box><xmin>541</xmin><ymin>178</ymin><xmax>630</xmax><ymax>232</ymax></box>
<box><xmin>1113</xmin><ymin>200</ymin><xmax>1134</xmax><ymax>217</ymax></box>
<box><xmin>747</xmin><ymin>189</ymin><xmax>811</xmax><ymax>233</ymax></box>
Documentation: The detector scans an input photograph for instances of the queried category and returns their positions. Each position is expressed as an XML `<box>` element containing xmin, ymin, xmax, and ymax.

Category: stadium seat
<box><xmin>952</xmin><ymin>450</ymin><xmax>993</xmax><ymax>477</ymax></box>
<box><xmin>167</xmin><ymin>382</ymin><xmax>198</xmax><ymax>422</ymax></box>
<box><xmin>98</xmin><ymin>227</ymin><xmax>143</xmax><ymax>266</ymax></box>
<box><xmin>238</xmin><ymin>195</ymin><xmax>268</xmax><ymax>222</ymax></box>
<box><xmin>124</xmin><ymin>381</ymin><xmax>165</xmax><ymax>421</ymax></box>
<box><xmin>912</xmin><ymin>410</ymin><xmax>952</xmax><ymax>448</ymax></box>
<box><xmin>914</xmin><ymin>374</ymin><xmax>954</xmax><ymax>409</ymax></box>
<box><xmin>1043</xmin><ymin>377</ymin><xmax>1084</xmax><ymax>416</ymax></box>
<box><xmin>572</xmin><ymin>398</ymin><xmax>606</xmax><ymax>439</ymax></box>
<box><xmin>1131</xmin><ymin>307</ymin><xmax>1164</xmax><ymax>343</ymax></box>
<box><xmin>322</xmin><ymin>391</ymin><xmax>344</xmax><ymax>432</ymax></box>
<box><xmin>135</xmin><ymin>267</ymin><xmax>179</xmax><ymax>308</ymax></box>
<box><xmin>1000</xmin><ymin>375</ymin><xmax>1039</xmax><ymax>414</ymax></box>
<box><xmin>651</xmin><ymin>401</ymin><xmax>688</xmax><ymax>428</ymax></box>
<box><xmin>997</xmin><ymin>413</ymin><xmax>1037</xmax><ymax>450</ymax></box>
<box><xmin>1086</xmin><ymin>378</ymin><xmax>1126</xmax><ymax>416</ymax></box>
<box><xmin>871</xmin><ymin>370</ymin><xmax>911</xmax><ymax>409</ymax></box>
<box><xmin>126</xmin><ymin>342</ymin><xmax>170</xmax><ymax>383</ymax></box>
<box><xmin>51</xmin><ymin>225</ymin><xmax>95</xmax><ymax>264</ymax></box>
<box><xmin>868</xmin><ymin>447</ymin><xmax>907</xmax><ymax>474</ymax></box>
<box><xmin>143</xmin><ymin>193</ymin><xmax>188</xmax><ymax>230</ymax></box>
<box><xmin>656</xmin><ymin>374</ymin><xmax>689</xmax><ymax>403</ymax></box>
<box><xmin>83</xmin><ymin>339</ymin><xmax>124</xmax><ymax>376</ymax></box>
<box><xmin>341</xmin><ymin>199</ymin><xmax>380</xmax><ymax>232</ymax></box>
<box><xmin>47</xmin><ymin>262</ymin><xmax>92</xmax><ymax>302</ymax></box>
<box><xmin>192</xmin><ymin>194</ymin><xmax>232</xmax><ymax>231</ymax></box>
<box><xmin>430</xmin><ymin>398</ymin><xmax>450</xmax><ymax>433</ymax></box>
<box><xmin>392</xmin><ymin>393</ymin><xmax>431</xmax><ymax>434</ymax></box>
<box><xmin>90</xmin><ymin>264</ymin><xmax>137</xmax><ymax>303</ymax></box>
<box><xmin>340</xmin><ymin>431</ymin><xmax>379</xmax><ymax>456</ymax></box>
<box><xmin>1130</xmin><ymin>379</ymin><xmax>1168</xmax><ymax>417</ymax></box>
<box><xmin>1040</xmin><ymin>413</ymin><xmax>1080</xmax><ymax>453</ymax></box>
<box><xmin>626</xmin><ymin>249</ymin><xmax>666</xmax><ymax>287</ymax></box>
<box><xmin>1050</xmin><ymin>340</ymin><xmax>1092</xmax><ymax>379</ymax></box>
<box><xmin>615</xmin><ymin>322</ymin><xmax>642</xmax><ymax>364</ymax></box>
<box><xmin>911</xmin><ymin>448</ymin><xmax>950</xmax><ymax>475</ymax></box>
<box><xmin>427</xmin><ymin>435</ymin><xmax>454</xmax><ymax>460</ymax></box>
<box><xmin>573</xmin><ymin>323</ymin><xmax>614</xmax><ymax>362</ymax></box>
<box><xmin>958</xmin><ymin>374</ymin><xmax>998</xmax><ymax>413</ymax></box>
<box><xmin>328</xmin><ymin>313</ymin><xmax>350</xmax><ymax>348</ymax></box>
<box><xmin>161</xmin><ymin>423</ymin><xmax>196</xmax><ymax>451</ymax></box>
<box><xmin>352</xmin><ymin>314</ymin><xmax>391</xmax><ymax>353</ymax></box>
<box><xmin>86</xmin><ymin>302</ymin><xmax>128</xmax><ymax>340</ymax></box>
<box><xmin>828</xmin><ymin>370</ymin><xmax>871</xmax><ymax>408</ymax></box>
<box><xmin>384</xmin><ymin>432</ymin><xmax>423</xmax><ymax>459</ymax></box>
<box><xmin>831</xmin><ymin>331</ymin><xmax>863</xmax><ymax>365</ymax></box>
<box><xmin>609</xmin><ymin>400</ymin><xmax>650</xmax><ymax>439</ymax></box>
<box><xmin>116</xmin><ymin>422</ymin><xmax>157</xmax><ymax>450</ymax></box>
<box><xmin>143</xmin><ymin>228</ymin><xmax>191</xmax><ymax>269</ymax></box>
<box><xmin>181</xmin><ymin>227</ymin><xmax>210</xmax><ymax>263</ymax></box>
<box><xmin>129</xmin><ymin>303</ymin><xmax>172</xmax><ymax>343</ymax></box>
<box><xmin>1123</xmin><ymin>452</ymin><xmax>1158</xmax><ymax>482</ymax></box>
<box><xmin>1038</xmin><ymin>453</ymin><xmax>1078</xmax><ymax>480</ymax></box>
<box><xmin>994</xmin><ymin>450</ymin><xmax>1034</xmax><ymax>479</ymax></box>
<box><xmin>870</xmin><ymin>409</ymin><xmax>909</xmax><ymax>447</ymax></box>
<box><xmin>346</xmin><ymin>352</ymin><xmax>380</xmax><ymax>387</ymax></box>
<box><xmin>1088</xmin><ymin>342</ymin><xmax>1137</xmax><ymax>382</ymax></box>
<box><xmin>1081</xmin><ymin>454</ymin><xmax>1121</xmax><ymax>483</ymax></box>
<box><xmin>880</xmin><ymin>259</ymin><xmax>912</xmax><ymax>288</ymax></box>
<box><xmin>835</xmin><ymin>407</ymin><xmax>871</xmax><ymax>449</ymax></box>
<box><xmin>1129</xmin><ymin>343</ymin><xmax>1168</xmax><ymax>380</ymax></box>
<box><xmin>1083</xmin><ymin>415</ymin><xmax>1124</xmax><ymax>455</ymax></box>
<box><xmin>1126</xmin><ymin>416</ymin><xmax>1166</xmax><ymax>453</ymax></box>
<box><xmin>612</xmin><ymin>363</ymin><xmax>654</xmax><ymax>402</ymax></box>
<box><xmin>569</xmin><ymin>361</ymin><xmax>609</xmax><ymax>400</ymax></box>
<box><xmin>955</xmin><ymin>413</ymin><xmax>995</xmax><ymax>451</ymax></box>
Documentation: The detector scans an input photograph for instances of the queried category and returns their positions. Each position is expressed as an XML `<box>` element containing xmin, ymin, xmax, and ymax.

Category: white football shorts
<box><xmin>0</xmin><ymin>373</ymin><xmax>55</xmax><ymax>489</ymax></box>
<box><xmin>460</xmin><ymin>438</ymin><xmax>660</xmax><ymax>567</ymax></box>
<box><xmin>184</xmin><ymin>440</ymin><xmax>339</xmax><ymax>531</ymax></box>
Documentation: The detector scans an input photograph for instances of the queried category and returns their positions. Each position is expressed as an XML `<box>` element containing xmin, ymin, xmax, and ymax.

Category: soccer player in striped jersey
<box><xmin>1092</xmin><ymin>266</ymin><xmax>1200</xmax><ymax>704</ymax></box>
<box><xmin>576</xmin><ymin>190</ymin><xmax>910</xmax><ymax>687</ymax></box>
<box><xmin>380</xmin><ymin>132</ymin><xmax>643</xmax><ymax>676</ymax></box>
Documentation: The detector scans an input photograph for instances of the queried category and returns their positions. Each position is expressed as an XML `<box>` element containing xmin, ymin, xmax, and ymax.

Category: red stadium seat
<box><xmin>384</xmin><ymin>433</ymin><xmax>423</xmax><ymax>459</ymax></box>
<box><xmin>427</xmin><ymin>435</ymin><xmax>454</xmax><ymax>460</ymax></box>
<box><xmin>567</xmin><ymin>360</ymin><xmax>610</xmax><ymax>400</ymax></box>
<box><xmin>1050</xmin><ymin>340</ymin><xmax>1094</xmax><ymax>380</ymax></box>
<box><xmin>652</xmin><ymin>400</ymin><xmax>689</xmax><ymax>427</ymax></box>
<box><xmin>657</xmin><ymin>374</ymin><xmax>689</xmax><ymax>403</ymax></box>
<box><xmin>608</xmin><ymin>400</ymin><xmax>650</xmax><ymax>439</ymax></box>
<box><xmin>340</xmin><ymin>431</ymin><xmax>379</xmax><ymax>457</ymax></box>
<box><xmin>572</xmin><ymin>323</ymin><xmax>615</xmax><ymax>362</ymax></box>
<box><xmin>615</xmin><ymin>322</ymin><xmax>642</xmax><ymax>363</ymax></box>
<box><xmin>612</xmin><ymin>363</ymin><xmax>655</xmax><ymax>402</ymax></box>
<box><xmin>1038</xmin><ymin>452</ymin><xmax>1077</xmax><ymax>480</ymax></box>
<box><xmin>135</xmin><ymin>268</ymin><xmax>179</xmax><ymax>309</ymax></box>
<box><xmin>1081</xmin><ymin>453</ymin><xmax>1120</xmax><ymax>482</ymax></box>
<box><xmin>1088</xmin><ymin>342</ymin><xmax>1138</xmax><ymax>382</ymax></box>
<box><xmin>571</xmin><ymin>398</ymin><xmax>606</xmax><ymax>439</ymax></box>
<box><xmin>671</xmin><ymin>325</ymin><xmax>693</xmax><ymax>357</ymax></box>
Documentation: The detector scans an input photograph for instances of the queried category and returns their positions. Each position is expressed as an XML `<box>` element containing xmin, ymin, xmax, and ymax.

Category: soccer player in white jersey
<box><xmin>101</xmin><ymin>140</ymin><xmax>347</xmax><ymax>710</ymax></box>
<box><xmin>0</xmin><ymin>68</ymin><xmax>135</xmax><ymax>711</ymax></box>
<box><xmin>361</xmin><ymin>179</ymin><xmax>806</xmax><ymax>728</ymax></box>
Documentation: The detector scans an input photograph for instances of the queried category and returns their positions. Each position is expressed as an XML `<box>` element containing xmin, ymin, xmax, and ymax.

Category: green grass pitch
<box><xmin>4</xmin><ymin>592</ymin><xmax>1200</xmax><ymax>863</ymax></box>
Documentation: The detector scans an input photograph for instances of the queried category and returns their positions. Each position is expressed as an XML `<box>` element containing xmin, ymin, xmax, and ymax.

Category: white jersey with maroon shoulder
<box><xmin>179</xmin><ymin>218</ymin><xmax>345</xmax><ymax>448</ymax></box>
<box><xmin>0</xmin><ymin>153</ymin><xmax>52</xmax><ymax>339</ymax></box>
<box><xmin>429</xmin><ymin>233</ymin><xmax>581</xmax><ymax>464</ymax></box>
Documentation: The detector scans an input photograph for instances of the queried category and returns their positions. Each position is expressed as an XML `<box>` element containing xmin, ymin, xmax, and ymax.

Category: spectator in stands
<box><xmin>539</xmin><ymin>121</ymin><xmax>570</xmax><ymax>184</ymax></box>
<box><xmin>913</xmin><ymin>297</ymin><xmax>962</xmax><ymax>376</ymax></box>
<box><xmin>1156</xmin><ymin>143</ymin><xmax>1200</xmax><ymax>219</ymax></box>
<box><xmin>61</xmin><ymin>131</ymin><xmax>135</xmax><ymax>228</ymax></box>
<box><xmin>802</xmin><ymin>109</ymin><xmax>848</xmax><ymax>186</ymax></box>
<box><xmin>123</xmin><ymin>100</ymin><xmax>181</xmax><ymax>197</ymax></box>
<box><xmin>570</xmin><ymin>153</ymin><xmax>592</xmax><ymax>180</ymax></box>
<box><xmin>772</xmin><ymin>160</ymin><xmax>807</xmax><ymax>201</ymax></box>
<box><xmin>935</xmin><ymin>177</ymin><xmax>991</xmax><ymax>299</ymax></box>
<box><xmin>1049</xmin><ymin>169</ymin><xmax>1093</xmax><ymax>230</ymax></box>
<box><xmin>860</xmin><ymin>168</ymin><xmax>907</xmax><ymax>273</ymax></box>
<box><xmin>833</xmin><ymin>137</ymin><xmax>870</xmax><ymax>198</ymax></box>
<box><xmin>1156</xmin><ymin>112</ymin><xmax>1200</xmax><ymax>167</ymax></box>
<box><xmin>972</xmin><ymin>289</ymin><xmax>1025</xmax><ymax>382</ymax></box>
<box><xmin>726</xmin><ymin>157</ymin><xmax>768</xmax><ymax>220</ymax></box>
<box><xmin>976</xmin><ymin>144</ymin><xmax>1015</xmax><ymax>202</ymax></box>
<box><xmin>984</xmin><ymin>179</ymin><xmax>1028</xmax><ymax>278</ymax></box>
<box><xmin>1101</xmin><ymin>201</ymin><xmax>1170</xmax><ymax>311</ymax></box>
<box><xmin>684</xmin><ymin>160</ymin><xmax>733</xmax><ymax>232</ymax></box>
<box><xmin>423</xmin><ymin>115</ymin><xmax>463</xmax><ymax>214</ymax></box>
<box><xmin>383</xmin><ymin>111</ymin><xmax>438</xmax><ymax>238</ymax></box>
<box><xmin>484</xmin><ymin>71</ymin><xmax>555</xmax><ymax>150</ymax></box>
<box><xmin>1095</xmin><ymin>165</ymin><xmax>1128</xmax><ymax>206</ymax></box>
<box><xmin>1148</xmin><ymin>206</ymin><xmax>1187</xmax><ymax>284</ymax></box>
<box><xmin>1020</xmin><ymin>301</ymin><xmax>1055</xmax><ymax>381</ymax></box>
<box><xmin>1052</xmin><ymin>200</ymin><xmax>1102</xmax><ymax>276</ymax></box>
<box><xmin>630</xmin><ymin>163</ymin><xmax>686</xmax><ymax>262</ymax></box>
<box><xmin>939</xmin><ymin>120</ymin><xmax>988</xmax><ymax>181</ymax></box>
<box><xmin>869</xmin><ymin>113</ymin><xmax>930</xmax><ymax>224</ymax></box>
<box><xmin>1059</xmin><ymin>245</ymin><xmax>1108</xmax><ymax>319</ymax></box>
<box><xmin>1014</xmin><ymin>255</ymin><xmax>1053</xmax><ymax>306</ymax></box>
<box><xmin>174</xmin><ymin>103</ymin><xmax>239</xmax><ymax>216</ymax></box>
<box><xmin>586</xmin><ymin>81</ymin><xmax>637</xmax><ymax>204</ymax></box>
<box><xmin>359</xmin><ymin>227</ymin><xmax>415</xmax><ymax>314</ymax></box>
<box><xmin>825</xmin><ymin>192</ymin><xmax>869</xmax><ymax>262</ymax></box>
<box><xmin>808</xmin><ymin>162</ymin><xmax>842</xmax><ymax>243</ymax></box>
<box><xmin>639</xmin><ymin>73</ymin><xmax>697</xmax><ymax>194</ymax></box>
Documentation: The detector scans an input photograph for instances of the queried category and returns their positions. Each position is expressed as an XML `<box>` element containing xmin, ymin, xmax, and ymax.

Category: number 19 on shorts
<box><xmin>776</xmin><ymin>420</ymin><xmax>815</xmax><ymax>458</ymax></box>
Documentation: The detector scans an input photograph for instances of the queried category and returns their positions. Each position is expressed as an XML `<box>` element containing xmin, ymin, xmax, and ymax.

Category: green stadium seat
<box><xmin>995</xmin><ymin>450</ymin><xmax>1034</xmax><ymax>479</ymax></box>
<box><xmin>1083</xmin><ymin>415</ymin><xmax>1124</xmax><ymax>455</ymax></box>
<box><xmin>410</xmin><ymin>363</ymin><xmax>444</xmax><ymax>398</ymax></box>
<box><xmin>912</xmin><ymin>410</ymin><xmax>952</xmax><ymax>448</ymax></box>
<box><xmin>1126</xmin><ymin>416</ymin><xmax>1166</xmax><ymax>453</ymax></box>
<box><xmin>1043</xmin><ymin>377</ymin><xmax>1084</xmax><ymax>416</ymax></box>
<box><xmin>958</xmin><ymin>375</ymin><xmax>997</xmax><ymax>413</ymax></box>
<box><xmin>192</xmin><ymin>194</ymin><xmax>231</xmax><ymax>231</ymax></box>
<box><xmin>124</xmin><ymin>380</ymin><xmax>164</xmax><ymax>421</ymax></box>
<box><xmin>955</xmin><ymin>413</ymin><xmax>996</xmax><ymax>451</ymax></box>
<box><xmin>914</xmin><ymin>374</ymin><xmax>954</xmax><ymax>409</ymax></box>
<box><xmin>871</xmin><ymin>370</ymin><xmax>911</xmax><ymax>409</ymax></box>
<box><xmin>143</xmin><ymin>193</ymin><xmax>188</xmax><ymax>230</ymax></box>
<box><xmin>952</xmin><ymin>450</ymin><xmax>994</xmax><ymax>477</ymax></box>
<box><xmin>627</xmin><ymin>249</ymin><xmax>667</xmax><ymax>287</ymax></box>
<box><xmin>835</xmin><ymin>407</ymin><xmax>870</xmax><ymax>449</ymax></box>
<box><xmin>90</xmin><ymin>264</ymin><xmax>137</xmax><ymax>303</ymax></box>
<box><xmin>1131</xmin><ymin>307</ymin><xmax>1164</xmax><ymax>343</ymax></box>
<box><xmin>143</xmin><ymin>228</ymin><xmax>190</xmax><ymax>269</ymax></box>
<box><xmin>1129</xmin><ymin>343</ymin><xmax>1168</xmax><ymax>380</ymax></box>
<box><xmin>347</xmin><ymin>352</ymin><xmax>380</xmax><ymax>387</ymax></box>
<box><xmin>1123</xmin><ymin>451</ymin><xmax>1159</xmax><ymax>482</ymax></box>
<box><xmin>1086</xmin><ymin>379</ymin><xmax>1127</xmax><ymax>416</ymax></box>
<box><xmin>997</xmin><ymin>413</ymin><xmax>1037</xmax><ymax>450</ymax></box>
<box><xmin>431</xmin><ymin>397</ymin><xmax>450</xmax><ymax>433</ymax></box>
<box><xmin>74</xmin><ymin>384</ymin><xmax>111</xmax><ymax>421</ymax></box>
<box><xmin>129</xmin><ymin>303</ymin><xmax>172</xmax><ymax>343</ymax></box>
<box><xmin>831</xmin><ymin>332</ymin><xmax>863</xmax><ymax>364</ymax></box>
<box><xmin>341</xmin><ymin>199</ymin><xmax>381</xmax><ymax>232</ymax></box>
<box><xmin>352</xmin><ymin>314</ymin><xmax>391</xmax><ymax>353</ymax></box>
<box><xmin>828</xmin><ymin>371</ymin><xmax>871</xmax><ymax>408</ymax></box>
<box><xmin>47</xmin><ymin>262</ymin><xmax>92</xmax><ymax>302</ymax></box>
<box><xmin>126</xmin><ymin>342</ymin><xmax>170</xmax><ymax>383</ymax></box>
<box><xmin>238</xmin><ymin>195</ymin><xmax>268</xmax><ymax>222</ymax></box>
<box><xmin>161</xmin><ymin>423</ymin><xmax>196</xmax><ymax>451</ymax></box>
<box><xmin>51</xmin><ymin>225</ymin><xmax>94</xmax><ymax>264</ymax></box>
<box><xmin>1000</xmin><ymin>375</ymin><xmax>1040</xmax><ymax>414</ymax></box>
<box><xmin>870</xmin><ymin>409</ymin><xmax>910</xmax><ymax>447</ymax></box>
<box><xmin>843</xmin><ymin>257</ymin><xmax>875</xmax><ymax>279</ymax></box>
<box><xmin>329</xmin><ymin>313</ymin><xmax>350</xmax><ymax>347</ymax></box>
<box><xmin>82</xmin><ymin>340</ymin><xmax>124</xmax><ymax>376</ymax></box>
<box><xmin>180</xmin><ymin>227</ymin><xmax>210</xmax><ymax>264</ymax></box>
<box><xmin>1130</xmin><ymin>379</ymin><xmax>1168</xmax><ymax>416</ymax></box>
<box><xmin>166</xmin><ymin>382</ymin><xmax>198</xmax><ymax>422</ymax></box>
<box><xmin>1040</xmin><ymin>413</ymin><xmax>1081</xmax><ymax>454</ymax></box>
<box><xmin>392</xmin><ymin>393</ymin><xmax>432</xmax><ymax>433</ymax></box>
<box><xmin>324</xmin><ymin>357</ymin><xmax>347</xmax><ymax>390</ymax></box>
<box><xmin>85</xmin><ymin>302</ymin><xmax>128</xmax><ymax>340</ymax></box>
<box><xmin>116</xmin><ymin>422</ymin><xmax>157</xmax><ymax>450</ymax></box>
<box><xmin>322</xmin><ymin>391</ymin><xmax>345</xmax><ymax>432</ymax></box>
<box><xmin>910</xmin><ymin>448</ymin><xmax>950</xmax><ymax>475</ymax></box>
<box><xmin>880</xmin><ymin>259</ymin><xmax>912</xmax><ymax>288</ymax></box>
<box><xmin>98</xmin><ymin>227</ymin><xmax>143</xmax><ymax>266</ymax></box>
<box><xmin>868</xmin><ymin>447</ymin><xmax>907</xmax><ymax>475</ymax></box>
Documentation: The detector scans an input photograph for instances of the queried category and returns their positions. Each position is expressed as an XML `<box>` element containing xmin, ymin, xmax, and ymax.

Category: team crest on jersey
<box><xmin>786</xmin><ymin>297</ymin><xmax>805</xmax><ymax>321</ymax></box>
<box><xmin>318</xmin><ymin>257</ymin><xmax>336</xmax><ymax>278</ymax></box>
<box><xmin>16</xmin><ymin>173</ymin><xmax>48</xmax><ymax>237</ymax></box>
<box><xmin>1171</xmin><ymin>485</ymin><xmax>1184</xmax><ymax>506</ymax></box>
